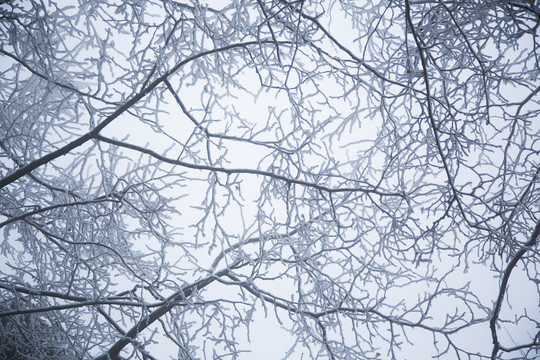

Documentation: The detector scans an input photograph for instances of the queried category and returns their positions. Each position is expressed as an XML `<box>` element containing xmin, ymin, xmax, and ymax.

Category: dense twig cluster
<box><xmin>0</xmin><ymin>1</ymin><xmax>539</xmax><ymax>359</ymax></box>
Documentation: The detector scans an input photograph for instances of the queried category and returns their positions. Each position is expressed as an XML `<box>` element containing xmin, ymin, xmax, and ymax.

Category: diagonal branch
<box><xmin>94</xmin><ymin>266</ymin><xmax>233</xmax><ymax>360</ymax></box>
<box><xmin>0</xmin><ymin>40</ymin><xmax>289</xmax><ymax>190</ymax></box>
<box><xmin>490</xmin><ymin>217</ymin><xmax>540</xmax><ymax>359</ymax></box>
<box><xmin>95</xmin><ymin>134</ymin><xmax>403</xmax><ymax>197</ymax></box>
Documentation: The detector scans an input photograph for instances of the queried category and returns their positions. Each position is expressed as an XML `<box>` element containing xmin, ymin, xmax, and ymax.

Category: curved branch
<box><xmin>94</xmin><ymin>266</ymin><xmax>233</xmax><ymax>360</ymax></box>
<box><xmin>95</xmin><ymin>134</ymin><xmax>403</xmax><ymax>197</ymax></box>
<box><xmin>490</xmin><ymin>217</ymin><xmax>540</xmax><ymax>359</ymax></box>
<box><xmin>0</xmin><ymin>40</ymin><xmax>289</xmax><ymax>190</ymax></box>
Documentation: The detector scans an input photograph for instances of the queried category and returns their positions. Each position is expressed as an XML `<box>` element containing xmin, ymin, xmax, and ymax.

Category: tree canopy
<box><xmin>0</xmin><ymin>0</ymin><xmax>539</xmax><ymax>359</ymax></box>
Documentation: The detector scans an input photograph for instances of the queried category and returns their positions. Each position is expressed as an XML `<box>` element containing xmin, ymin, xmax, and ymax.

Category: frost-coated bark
<box><xmin>0</xmin><ymin>1</ymin><xmax>539</xmax><ymax>359</ymax></box>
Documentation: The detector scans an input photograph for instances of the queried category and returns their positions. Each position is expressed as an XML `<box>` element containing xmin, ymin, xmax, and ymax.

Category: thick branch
<box><xmin>0</xmin><ymin>40</ymin><xmax>287</xmax><ymax>190</ymax></box>
<box><xmin>94</xmin><ymin>267</ymin><xmax>231</xmax><ymax>360</ymax></box>
<box><xmin>490</xmin><ymin>217</ymin><xmax>540</xmax><ymax>359</ymax></box>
